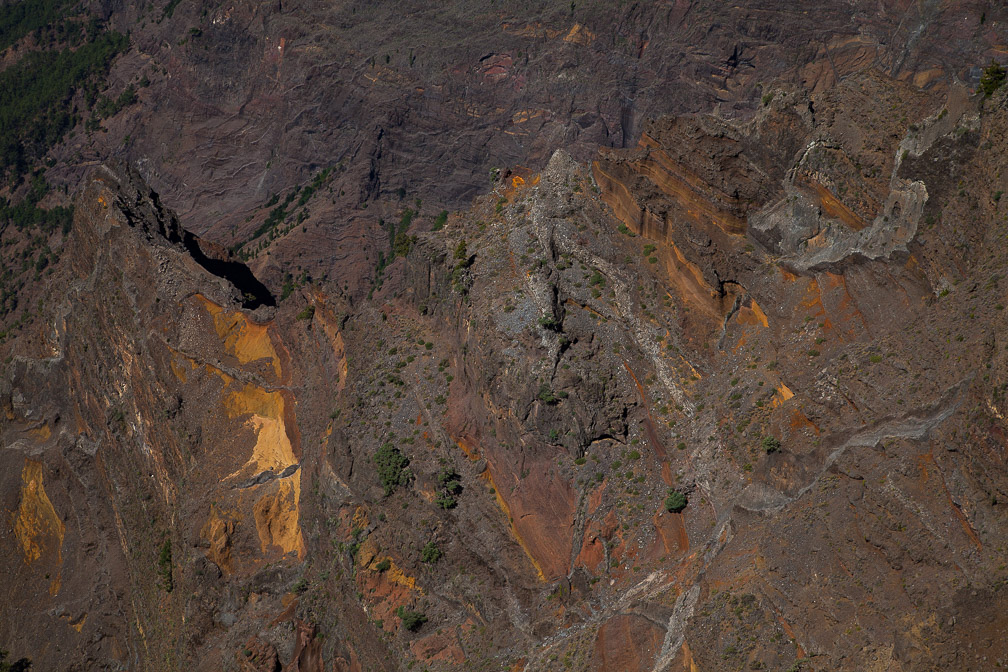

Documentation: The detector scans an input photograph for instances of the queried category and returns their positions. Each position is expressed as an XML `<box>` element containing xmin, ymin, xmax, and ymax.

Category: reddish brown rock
<box><xmin>238</xmin><ymin>636</ymin><xmax>280</xmax><ymax>672</ymax></box>
<box><xmin>591</xmin><ymin>613</ymin><xmax>665</xmax><ymax>672</ymax></box>
<box><xmin>286</xmin><ymin>621</ymin><xmax>324</xmax><ymax>672</ymax></box>
<box><xmin>409</xmin><ymin>632</ymin><xmax>466</xmax><ymax>666</ymax></box>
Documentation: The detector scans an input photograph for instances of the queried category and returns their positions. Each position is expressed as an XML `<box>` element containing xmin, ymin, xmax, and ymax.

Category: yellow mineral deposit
<box><xmin>562</xmin><ymin>23</ymin><xmax>595</xmax><ymax>45</ymax></box>
<box><xmin>479</xmin><ymin>469</ymin><xmax>547</xmax><ymax>582</ymax></box>
<box><xmin>225</xmin><ymin>383</ymin><xmax>297</xmax><ymax>474</ymax></box>
<box><xmin>771</xmin><ymin>383</ymin><xmax>795</xmax><ymax>408</ymax></box>
<box><xmin>62</xmin><ymin>613</ymin><xmax>86</xmax><ymax>632</ymax></box>
<box><xmin>359</xmin><ymin>537</ymin><xmax>420</xmax><ymax>593</ymax></box>
<box><xmin>13</xmin><ymin>460</ymin><xmax>65</xmax><ymax>571</ymax></box>
<box><xmin>200</xmin><ymin>506</ymin><xmax>236</xmax><ymax>574</ymax></box>
<box><xmin>253</xmin><ymin>476</ymin><xmax>304</xmax><ymax>559</ymax></box>
<box><xmin>195</xmin><ymin>294</ymin><xmax>281</xmax><ymax>378</ymax></box>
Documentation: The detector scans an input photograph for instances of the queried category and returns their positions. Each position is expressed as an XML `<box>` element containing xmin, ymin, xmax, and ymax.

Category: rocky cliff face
<box><xmin>40</xmin><ymin>0</ymin><xmax>1007</xmax><ymax>299</ymax></box>
<box><xmin>3</xmin><ymin>2</ymin><xmax>1008</xmax><ymax>672</ymax></box>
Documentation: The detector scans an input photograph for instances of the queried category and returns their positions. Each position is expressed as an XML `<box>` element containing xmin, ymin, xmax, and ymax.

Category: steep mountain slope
<box><xmin>38</xmin><ymin>0</ymin><xmax>1008</xmax><ymax>298</ymax></box>
<box><xmin>3</xmin><ymin>2</ymin><xmax>1008</xmax><ymax>672</ymax></box>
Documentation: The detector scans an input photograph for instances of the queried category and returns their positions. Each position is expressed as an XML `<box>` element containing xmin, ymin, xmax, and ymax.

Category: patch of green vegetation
<box><xmin>251</xmin><ymin>188</ymin><xmax>299</xmax><ymax>241</ymax></box>
<box><xmin>0</xmin><ymin>26</ymin><xmax>128</xmax><ymax>184</ymax></box>
<box><xmin>421</xmin><ymin>541</ymin><xmax>442</xmax><ymax>564</ymax></box>
<box><xmin>240</xmin><ymin>167</ymin><xmax>333</xmax><ymax>259</ymax></box>
<box><xmin>375</xmin><ymin>558</ymin><xmax>391</xmax><ymax>572</ymax></box>
<box><xmin>0</xmin><ymin>8</ymin><xmax>124</xmax><ymax>333</ymax></box>
<box><xmin>394</xmin><ymin>230</ymin><xmax>415</xmax><ymax>257</ymax></box>
<box><xmin>664</xmin><ymin>489</ymin><xmax>687</xmax><ymax>513</ymax></box>
<box><xmin>538</xmin><ymin>315</ymin><xmax>560</xmax><ymax>331</ymax></box>
<box><xmin>296</xmin><ymin>305</ymin><xmax>315</xmax><ymax>321</ymax></box>
<box><xmin>373</xmin><ymin>443</ymin><xmax>411</xmax><ymax>496</ymax></box>
<box><xmin>980</xmin><ymin>60</ymin><xmax>1006</xmax><ymax>97</ymax></box>
<box><xmin>761</xmin><ymin>436</ymin><xmax>781</xmax><ymax>454</ymax></box>
<box><xmin>538</xmin><ymin>383</ymin><xmax>559</xmax><ymax>405</ymax></box>
<box><xmin>435</xmin><ymin>467</ymin><xmax>462</xmax><ymax>509</ymax></box>
<box><xmin>158</xmin><ymin>538</ymin><xmax>173</xmax><ymax>592</ymax></box>
<box><xmin>161</xmin><ymin>0</ymin><xmax>183</xmax><ymax>20</ymax></box>
<box><xmin>0</xmin><ymin>0</ymin><xmax>75</xmax><ymax>52</ymax></box>
<box><xmin>297</xmin><ymin>166</ymin><xmax>332</xmax><ymax>207</ymax></box>
<box><xmin>94</xmin><ymin>84</ymin><xmax>137</xmax><ymax>120</ymax></box>
<box><xmin>431</xmin><ymin>209</ymin><xmax>448</xmax><ymax>231</ymax></box>
<box><xmin>395</xmin><ymin>605</ymin><xmax>428</xmax><ymax>632</ymax></box>
<box><xmin>785</xmin><ymin>659</ymin><xmax>806</xmax><ymax>672</ymax></box>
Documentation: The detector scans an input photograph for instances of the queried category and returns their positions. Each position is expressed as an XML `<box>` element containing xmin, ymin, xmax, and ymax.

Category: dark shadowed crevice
<box><xmin>180</xmin><ymin>230</ymin><xmax>276</xmax><ymax>309</ymax></box>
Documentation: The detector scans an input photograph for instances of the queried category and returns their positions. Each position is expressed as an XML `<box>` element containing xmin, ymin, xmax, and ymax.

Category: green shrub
<box><xmin>537</xmin><ymin>384</ymin><xmax>559</xmax><ymax>405</ymax></box>
<box><xmin>296</xmin><ymin>305</ymin><xmax>315</xmax><ymax>320</ymax></box>
<box><xmin>395</xmin><ymin>605</ymin><xmax>428</xmax><ymax>631</ymax></box>
<box><xmin>421</xmin><ymin>541</ymin><xmax>442</xmax><ymax>564</ymax></box>
<box><xmin>158</xmin><ymin>539</ymin><xmax>173</xmax><ymax>592</ymax></box>
<box><xmin>761</xmin><ymin>436</ymin><xmax>781</xmax><ymax>454</ymax></box>
<box><xmin>432</xmin><ymin>209</ymin><xmax>448</xmax><ymax>231</ymax></box>
<box><xmin>980</xmin><ymin>60</ymin><xmax>1006</xmax><ymax>97</ymax></box>
<box><xmin>375</xmin><ymin>558</ymin><xmax>391</xmax><ymax>572</ymax></box>
<box><xmin>538</xmin><ymin>316</ymin><xmax>560</xmax><ymax>331</ymax></box>
<box><xmin>664</xmin><ymin>489</ymin><xmax>687</xmax><ymax>513</ymax></box>
<box><xmin>394</xmin><ymin>231</ymin><xmax>416</xmax><ymax>257</ymax></box>
<box><xmin>435</xmin><ymin>467</ymin><xmax>462</xmax><ymax>509</ymax></box>
<box><xmin>373</xmin><ymin>443</ymin><xmax>411</xmax><ymax>495</ymax></box>
<box><xmin>399</xmin><ymin>207</ymin><xmax>415</xmax><ymax>229</ymax></box>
